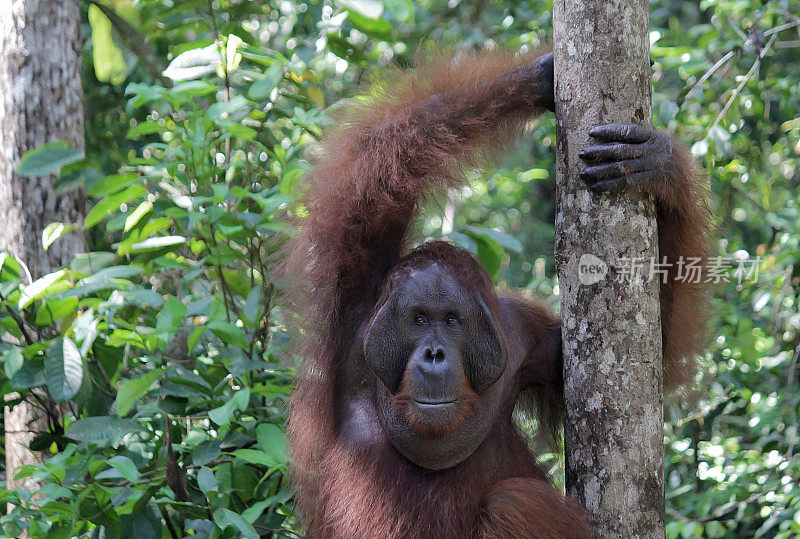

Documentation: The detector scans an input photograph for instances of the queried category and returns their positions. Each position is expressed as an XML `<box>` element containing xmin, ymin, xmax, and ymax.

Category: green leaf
<box><xmin>464</xmin><ymin>225</ymin><xmax>523</xmax><ymax>254</ymax></box>
<box><xmin>107</xmin><ymin>455</ymin><xmax>139</xmax><ymax>483</ymax></box>
<box><xmin>192</xmin><ymin>440</ymin><xmax>221</xmax><ymax>466</ymax></box>
<box><xmin>3</xmin><ymin>347</ymin><xmax>24</xmax><ymax>378</ymax></box>
<box><xmin>60</xmin><ymin>265</ymin><xmax>143</xmax><ymax>298</ymax></box>
<box><xmin>87</xmin><ymin>173</ymin><xmax>138</xmax><ymax>197</ymax></box>
<box><xmin>124</xmin><ymin>201</ymin><xmax>153</xmax><ymax>232</ymax></box>
<box><xmin>88</xmin><ymin>5</ymin><xmax>127</xmax><ymax>84</ymax></box>
<box><xmin>84</xmin><ymin>184</ymin><xmax>146</xmax><ymax>229</ymax></box>
<box><xmin>45</xmin><ymin>337</ymin><xmax>83</xmax><ymax>401</ymax></box>
<box><xmin>18</xmin><ymin>269</ymin><xmax>67</xmax><ymax>309</ymax></box>
<box><xmin>34</xmin><ymin>297</ymin><xmax>80</xmax><ymax>325</ymax></box>
<box><xmin>66</xmin><ymin>416</ymin><xmax>142</xmax><ymax>443</ymax></box>
<box><xmin>197</xmin><ymin>467</ymin><xmax>217</xmax><ymax>493</ymax></box>
<box><xmin>241</xmin><ymin>499</ymin><xmax>271</xmax><ymax>524</ymax></box>
<box><xmin>244</xmin><ymin>287</ymin><xmax>263</xmax><ymax>324</ymax></box>
<box><xmin>119</xmin><ymin>506</ymin><xmax>162</xmax><ymax>538</ymax></box>
<box><xmin>116</xmin><ymin>367</ymin><xmax>166</xmax><ymax>416</ymax></box>
<box><xmin>42</xmin><ymin>223</ymin><xmax>75</xmax><ymax>251</ymax></box>
<box><xmin>247</xmin><ymin>62</ymin><xmax>284</xmax><ymax>100</ymax></box>
<box><xmin>232</xmin><ymin>448</ymin><xmax>274</xmax><ymax>466</ymax></box>
<box><xmin>213</xmin><ymin>508</ymin><xmax>258</xmax><ymax>539</ymax></box>
<box><xmin>10</xmin><ymin>360</ymin><xmax>46</xmax><ymax>389</ymax></box>
<box><xmin>130</xmin><ymin>235</ymin><xmax>186</xmax><ymax>253</ymax></box>
<box><xmin>71</xmin><ymin>251</ymin><xmax>116</xmax><ymax>274</ymax></box>
<box><xmin>256</xmin><ymin>423</ymin><xmax>289</xmax><ymax>467</ymax></box>
<box><xmin>207</xmin><ymin>321</ymin><xmax>249</xmax><ymax>349</ymax></box>
<box><xmin>17</xmin><ymin>142</ymin><xmax>84</xmax><ymax>177</ymax></box>
<box><xmin>156</xmin><ymin>298</ymin><xmax>187</xmax><ymax>334</ymax></box>
<box><xmin>208</xmin><ymin>388</ymin><xmax>250</xmax><ymax>426</ymax></box>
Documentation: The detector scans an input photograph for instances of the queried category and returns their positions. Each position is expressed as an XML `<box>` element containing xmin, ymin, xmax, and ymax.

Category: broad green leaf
<box><xmin>107</xmin><ymin>455</ymin><xmax>139</xmax><ymax>483</ymax></box>
<box><xmin>208</xmin><ymin>388</ymin><xmax>250</xmax><ymax>426</ymax></box>
<box><xmin>42</xmin><ymin>223</ymin><xmax>75</xmax><ymax>251</ymax></box>
<box><xmin>119</xmin><ymin>506</ymin><xmax>162</xmax><ymax>538</ymax></box>
<box><xmin>71</xmin><ymin>251</ymin><xmax>116</xmax><ymax>275</ymax></box>
<box><xmin>66</xmin><ymin>416</ymin><xmax>142</xmax><ymax>443</ymax></box>
<box><xmin>247</xmin><ymin>62</ymin><xmax>284</xmax><ymax>100</ymax></box>
<box><xmin>60</xmin><ymin>265</ymin><xmax>142</xmax><ymax>298</ymax></box>
<box><xmin>72</xmin><ymin>309</ymin><xmax>99</xmax><ymax>357</ymax></box>
<box><xmin>241</xmin><ymin>499</ymin><xmax>271</xmax><ymax>524</ymax></box>
<box><xmin>207</xmin><ymin>321</ymin><xmax>249</xmax><ymax>349</ymax></box>
<box><xmin>130</xmin><ymin>235</ymin><xmax>185</xmax><ymax>253</ymax></box>
<box><xmin>88</xmin><ymin>5</ymin><xmax>127</xmax><ymax>84</ymax></box>
<box><xmin>346</xmin><ymin>9</ymin><xmax>392</xmax><ymax>38</ymax></box>
<box><xmin>192</xmin><ymin>440</ymin><xmax>221</xmax><ymax>466</ymax></box>
<box><xmin>10</xmin><ymin>360</ymin><xmax>46</xmax><ymax>389</ymax></box>
<box><xmin>34</xmin><ymin>296</ymin><xmax>80</xmax><ymax>325</ymax></box>
<box><xmin>84</xmin><ymin>184</ymin><xmax>147</xmax><ymax>228</ymax></box>
<box><xmin>213</xmin><ymin>508</ymin><xmax>258</xmax><ymax>539</ymax></box>
<box><xmin>45</xmin><ymin>337</ymin><xmax>83</xmax><ymax>401</ymax></box>
<box><xmin>156</xmin><ymin>298</ymin><xmax>187</xmax><ymax>334</ymax></box>
<box><xmin>464</xmin><ymin>225</ymin><xmax>523</xmax><ymax>254</ymax></box>
<box><xmin>2</xmin><ymin>347</ymin><xmax>24</xmax><ymax>378</ymax></box>
<box><xmin>18</xmin><ymin>269</ymin><xmax>67</xmax><ymax>309</ymax></box>
<box><xmin>188</xmin><ymin>325</ymin><xmax>207</xmax><ymax>351</ymax></box>
<box><xmin>244</xmin><ymin>287</ymin><xmax>263</xmax><ymax>324</ymax></box>
<box><xmin>232</xmin><ymin>449</ymin><xmax>274</xmax><ymax>466</ymax></box>
<box><xmin>116</xmin><ymin>367</ymin><xmax>166</xmax><ymax>416</ymax></box>
<box><xmin>256</xmin><ymin>423</ymin><xmax>289</xmax><ymax>466</ymax></box>
<box><xmin>197</xmin><ymin>466</ymin><xmax>217</xmax><ymax>493</ymax></box>
<box><xmin>17</xmin><ymin>142</ymin><xmax>83</xmax><ymax>178</ymax></box>
<box><xmin>126</xmin><ymin>120</ymin><xmax>166</xmax><ymax>138</ymax></box>
<box><xmin>87</xmin><ymin>173</ymin><xmax>138</xmax><ymax>197</ymax></box>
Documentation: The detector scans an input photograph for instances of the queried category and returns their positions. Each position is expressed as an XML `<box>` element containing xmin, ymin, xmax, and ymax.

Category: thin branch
<box><xmin>776</xmin><ymin>40</ymin><xmax>800</xmax><ymax>48</ymax></box>
<box><xmin>667</xmin><ymin>487</ymin><xmax>778</xmax><ymax>523</ymax></box>
<box><xmin>684</xmin><ymin>51</ymin><xmax>735</xmax><ymax>104</ymax></box>
<box><xmin>763</xmin><ymin>18</ymin><xmax>800</xmax><ymax>36</ymax></box>
<box><xmin>708</xmin><ymin>32</ymin><xmax>777</xmax><ymax>134</ymax></box>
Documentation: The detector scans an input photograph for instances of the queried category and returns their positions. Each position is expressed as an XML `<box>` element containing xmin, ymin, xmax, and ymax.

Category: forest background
<box><xmin>0</xmin><ymin>0</ymin><xmax>798</xmax><ymax>537</ymax></box>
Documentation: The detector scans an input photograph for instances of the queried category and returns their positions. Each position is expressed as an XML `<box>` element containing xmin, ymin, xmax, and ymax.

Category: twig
<box><xmin>763</xmin><ymin>18</ymin><xmax>800</xmax><ymax>36</ymax></box>
<box><xmin>708</xmin><ymin>32</ymin><xmax>777</xmax><ymax>134</ymax></box>
<box><xmin>684</xmin><ymin>51</ymin><xmax>735</xmax><ymax>103</ymax></box>
<box><xmin>667</xmin><ymin>487</ymin><xmax>777</xmax><ymax>523</ymax></box>
<box><xmin>784</xmin><ymin>343</ymin><xmax>800</xmax><ymax>463</ymax></box>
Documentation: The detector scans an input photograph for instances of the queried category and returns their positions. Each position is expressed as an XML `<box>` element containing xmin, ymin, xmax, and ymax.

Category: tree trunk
<box><xmin>552</xmin><ymin>1</ymin><xmax>664</xmax><ymax>536</ymax></box>
<box><xmin>0</xmin><ymin>0</ymin><xmax>84</xmax><ymax>510</ymax></box>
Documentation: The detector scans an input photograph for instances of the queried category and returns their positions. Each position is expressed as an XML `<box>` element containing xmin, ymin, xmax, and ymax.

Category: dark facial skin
<box><xmin>363</xmin><ymin>263</ymin><xmax>508</xmax><ymax>470</ymax></box>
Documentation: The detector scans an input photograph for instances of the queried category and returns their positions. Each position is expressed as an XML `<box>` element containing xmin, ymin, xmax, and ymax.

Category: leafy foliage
<box><xmin>1</xmin><ymin>0</ymin><xmax>799</xmax><ymax>537</ymax></box>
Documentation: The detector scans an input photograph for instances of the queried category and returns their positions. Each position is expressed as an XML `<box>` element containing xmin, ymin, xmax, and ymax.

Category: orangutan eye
<box><xmin>414</xmin><ymin>314</ymin><xmax>428</xmax><ymax>325</ymax></box>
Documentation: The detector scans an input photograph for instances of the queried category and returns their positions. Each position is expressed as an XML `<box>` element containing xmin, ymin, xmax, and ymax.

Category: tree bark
<box><xmin>553</xmin><ymin>1</ymin><xmax>664</xmax><ymax>536</ymax></box>
<box><xmin>0</xmin><ymin>0</ymin><xmax>84</xmax><ymax>509</ymax></box>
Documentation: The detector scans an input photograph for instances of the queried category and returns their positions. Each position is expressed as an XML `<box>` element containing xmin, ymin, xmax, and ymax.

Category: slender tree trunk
<box><xmin>553</xmin><ymin>1</ymin><xmax>664</xmax><ymax>536</ymax></box>
<box><xmin>0</xmin><ymin>0</ymin><xmax>84</xmax><ymax>510</ymax></box>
